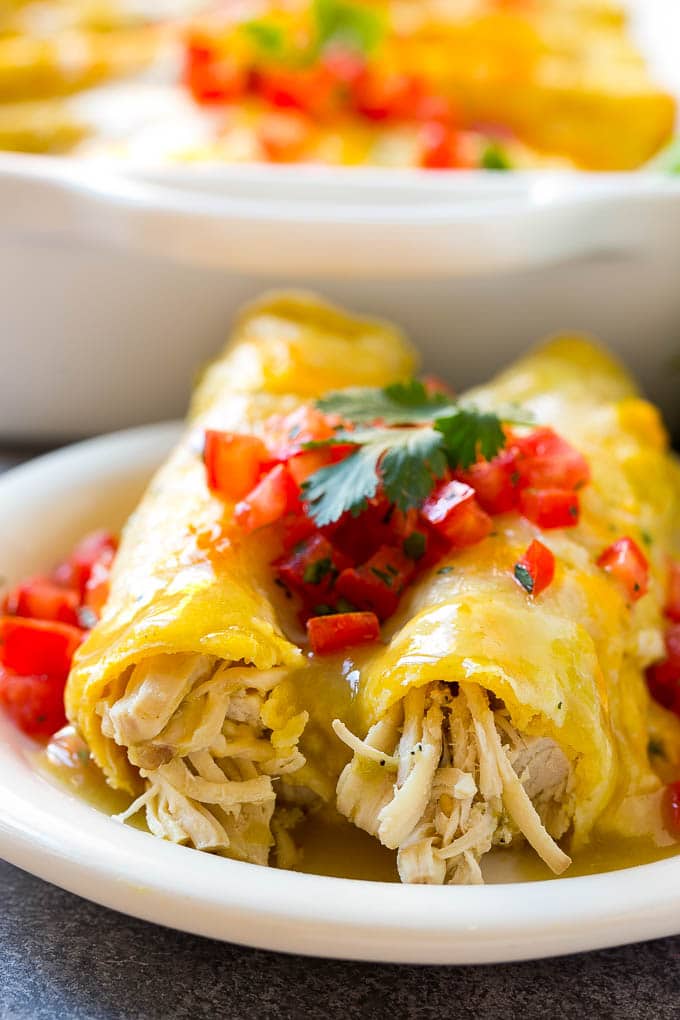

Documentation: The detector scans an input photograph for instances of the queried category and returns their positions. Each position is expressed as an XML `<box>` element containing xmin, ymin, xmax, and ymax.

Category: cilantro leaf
<box><xmin>302</xmin><ymin>443</ymin><xmax>381</xmax><ymax>525</ymax></box>
<box><xmin>434</xmin><ymin>406</ymin><xmax>506</xmax><ymax>469</ymax></box>
<box><xmin>318</xmin><ymin>380</ymin><xmax>449</xmax><ymax>425</ymax></box>
<box><xmin>313</xmin><ymin>0</ymin><xmax>384</xmax><ymax>55</ymax></box>
<box><xmin>481</xmin><ymin>143</ymin><xmax>512</xmax><ymax>171</ymax></box>
<box><xmin>514</xmin><ymin>563</ymin><xmax>535</xmax><ymax>594</ymax></box>
<box><xmin>381</xmin><ymin>429</ymin><xmax>447</xmax><ymax>511</ymax></box>
<box><xmin>242</xmin><ymin>20</ymin><xmax>286</xmax><ymax>58</ymax></box>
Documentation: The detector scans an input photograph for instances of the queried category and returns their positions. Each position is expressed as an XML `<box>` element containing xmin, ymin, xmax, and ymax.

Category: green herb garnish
<box><xmin>403</xmin><ymin>531</ymin><xmax>426</xmax><ymax>560</ymax></box>
<box><xmin>437</xmin><ymin>566</ymin><xmax>454</xmax><ymax>575</ymax></box>
<box><xmin>301</xmin><ymin>380</ymin><xmax>528</xmax><ymax>527</ymax></box>
<box><xmin>242</xmin><ymin>20</ymin><xmax>286</xmax><ymax>58</ymax></box>
<box><xmin>481</xmin><ymin>143</ymin><xmax>512</xmax><ymax>171</ymax></box>
<box><xmin>514</xmin><ymin>562</ymin><xmax>535</xmax><ymax>594</ymax></box>
<box><xmin>303</xmin><ymin>557</ymin><xmax>334</xmax><ymax>585</ymax></box>
<box><xmin>648</xmin><ymin>738</ymin><xmax>666</xmax><ymax>759</ymax></box>
<box><xmin>313</xmin><ymin>0</ymin><xmax>384</xmax><ymax>55</ymax></box>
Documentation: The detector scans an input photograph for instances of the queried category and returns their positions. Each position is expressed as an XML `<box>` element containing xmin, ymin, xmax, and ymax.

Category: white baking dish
<box><xmin>1</xmin><ymin>0</ymin><xmax>679</xmax><ymax>440</ymax></box>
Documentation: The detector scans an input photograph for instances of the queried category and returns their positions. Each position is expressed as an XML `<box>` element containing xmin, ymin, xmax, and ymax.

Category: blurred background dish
<box><xmin>1</xmin><ymin>0</ymin><xmax>679</xmax><ymax>441</ymax></box>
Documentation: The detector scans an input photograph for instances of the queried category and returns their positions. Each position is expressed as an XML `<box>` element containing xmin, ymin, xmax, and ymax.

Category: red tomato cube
<box><xmin>519</xmin><ymin>488</ymin><xmax>580</xmax><ymax>529</ymax></box>
<box><xmin>4</xmin><ymin>576</ymin><xmax>80</xmax><ymax>626</ymax></box>
<box><xmin>307</xmin><ymin>611</ymin><xmax>380</xmax><ymax>654</ymax></box>
<box><xmin>275</xmin><ymin>534</ymin><xmax>350</xmax><ymax>596</ymax></box>
<box><xmin>662</xmin><ymin>782</ymin><xmax>680</xmax><ymax>838</ymax></box>
<box><xmin>0</xmin><ymin>617</ymin><xmax>83</xmax><ymax>681</ymax></box>
<box><xmin>456</xmin><ymin>449</ymin><xmax>520</xmax><ymax>515</ymax></box>
<box><xmin>515</xmin><ymin>428</ymin><xmax>590</xmax><ymax>491</ymax></box>
<box><xmin>53</xmin><ymin>530</ymin><xmax>118</xmax><ymax>596</ymax></box>
<box><xmin>234</xmin><ymin>464</ymin><xmax>300</xmax><ymax>534</ymax></box>
<box><xmin>204</xmin><ymin>430</ymin><xmax>268</xmax><ymax>501</ymax></box>
<box><xmin>514</xmin><ymin>539</ymin><xmax>556</xmax><ymax>596</ymax></box>
<box><xmin>0</xmin><ymin>666</ymin><xmax>68</xmax><ymax>737</ymax></box>
<box><xmin>336</xmin><ymin>545</ymin><xmax>415</xmax><ymax>621</ymax></box>
<box><xmin>420</xmin><ymin>481</ymin><xmax>493</xmax><ymax>548</ymax></box>
<box><xmin>597</xmin><ymin>536</ymin><xmax>649</xmax><ymax>602</ymax></box>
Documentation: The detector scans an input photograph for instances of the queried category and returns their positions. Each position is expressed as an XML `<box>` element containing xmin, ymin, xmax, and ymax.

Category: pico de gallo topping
<box><xmin>203</xmin><ymin>378</ymin><xmax>593</xmax><ymax>652</ymax></box>
<box><xmin>183</xmin><ymin>0</ymin><xmax>514</xmax><ymax>171</ymax></box>
<box><xmin>0</xmin><ymin>531</ymin><xmax>116</xmax><ymax>736</ymax></box>
<box><xmin>597</xmin><ymin>537</ymin><xmax>649</xmax><ymax>603</ymax></box>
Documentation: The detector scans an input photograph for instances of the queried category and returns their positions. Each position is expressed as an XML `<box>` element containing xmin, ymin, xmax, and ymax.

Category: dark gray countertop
<box><xmin>1</xmin><ymin>447</ymin><xmax>679</xmax><ymax>1020</ymax></box>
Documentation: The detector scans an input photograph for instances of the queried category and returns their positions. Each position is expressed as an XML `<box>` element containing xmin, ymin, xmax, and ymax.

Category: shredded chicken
<box><xmin>335</xmin><ymin>680</ymin><xmax>573</xmax><ymax>884</ymax></box>
<box><xmin>102</xmin><ymin>655</ymin><xmax>307</xmax><ymax>866</ymax></box>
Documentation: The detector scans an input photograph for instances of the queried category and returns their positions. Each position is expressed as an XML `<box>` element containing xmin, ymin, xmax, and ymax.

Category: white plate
<box><xmin>1</xmin><ymin>423</ymin><xmax>679</xmax><ymax>964</ymax></box>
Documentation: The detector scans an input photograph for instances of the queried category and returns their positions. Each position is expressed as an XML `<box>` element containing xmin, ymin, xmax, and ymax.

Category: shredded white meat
<box><xmin>334</xmin><ymin>680</ymin><xmax>573</xmax><ymax>884</ymax></box>
<box><xmin>101</xmin><ymin>655</ymin><xmax>307</xmax><ymax>866</ymax></box>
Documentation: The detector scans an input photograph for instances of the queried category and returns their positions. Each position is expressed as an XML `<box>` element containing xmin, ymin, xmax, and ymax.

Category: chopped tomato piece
<box><xmin>597</xmin><ymin>537</ymin><xmax>649</xmax><ymax>602</ymax></box>
<box><xmin>0</xmin><ymin>666</ymin><xmax>67</xmax><ymax>736</ymax></box>
<box><xmin>514</xmin><ymin>540</ymin><xmax>555</xmax><ymax>596</ymax></box>
<box><xmin>457</xmin><ymin>450</ymin><xmax>520</xmax><ymax>515</ymax></box>
<box><xmin>307</xmin><ymin>611</ymin><xmax>380</xmax><ymax>654</ymax></box>
<box><xmin>258</xmin><ymin>111</ymin><xmax>313</xmax><ymax>162</ymax></box>
<box><xmin>280</xmin><ymin>514</ymin><xmax>317</xmax><ymax>552</ymax></box>
<box><xmin>646</xmin><ymin>622</ymin><xmax>680</xmax><ymax>713</ymax></box>
<box><xmin>52</xmin><ymin>530</ymin><xmax>118</xmax><ymax>597</ymax></box>
<box><xmin>234</xmin><ymin>464</ymin><xmax>300</xmax><ymax>534</ymax></box>
<box><xmin>184</xmin><ymin>40</ymin><xmax>246</xmax><ymax>104</ymax></box>
<box><xmin>662</xmin><ymin>782</ymin><xmax>680</xmax><ymax>839</ymax></box>
<box><xmin>519</xmin><ymin>488</ymin><xmax>579</xmax><ymax>529</ymax></box>
<box><xmin>4</xmin><ymin>576</ymin><xmax>79</xmax><ymax>626</ymax></box>
<box><xmin>287</xmin><ymin>448</ymin><xmax>334</xmax><ymax>487</ymax></box>
<box><xmin>420</xmin><ymin>481</ymin><xmax>493</xmax><ymax>548</ymax></box>
<box><xmin>352</xmin><ymin>70</ymin><xmax>424</xmax><ymax>121</ymax></box>
<box><xmin>204</xmin><ymin>430</ymin><xmax>268</xmax><ymax>501</ymax></box>
<box><xmin>83</xmin><ymin>543</ymin><xmax>116</xmax><ymax>621</ymax></box>
<box><xmin>275</xmin><ymin>534</ymin><xmax>350</xmax><ymax>597</ymax></box>
<box><xmin>329</xmin><ymin>498</ymin><xmax>403</xmax><ymax>562</ymax></box>
<box><xmin>0</xmin><ymin>617</ymin><xmax>83</xmax><ymax>681</ymax></box>
<box><xmin>418</xmin><ymin>121</ymin><xmax>461</xmax><ymax>170</ymax></box>
<box><xmin>515</xmin><ymin>428</ymin><xmax>590</xmax><ymax>491</ymax></box>
<box><xmin>666</xmin><ymin>560</ymin><xmax>680</xmax><ymax>622</ymax></box>
<box><xmin>336</xmin><ymin>545</ymin><xmax>415</xmax><ymax>621</ymax></box>
<box><xmin>257</xmin><ymin>66</ymin><xmax>335</xmax><ymax>116</ymax></box>
<box><xmin>266</xmin><ymin>405</ymin><xmax>338</xmax><ymax>460</ymax></box>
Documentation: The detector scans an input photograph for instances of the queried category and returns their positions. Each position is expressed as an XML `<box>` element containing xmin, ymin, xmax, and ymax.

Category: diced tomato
<box><xmin>420</xmin><ymin>481</ymin><xmax>493</xmax><ymax>548</ymax></box>
<box><xmin>351</xmin><ymin>69</ymin><xmax>424</xmax><ymax>121</ymax></box>
<box><xmin>266</xmin><ymin>405</ymin><xmax>338</xmax><ymax>461</ymax></box>
<box><xmin>666</xmin><ymin>560</ymin><xmax>680</xmax><ymax>622</ymax></box>
<box><xmin>307</xmin><ymin>611</ymin><xmax>380</xmax><ymax>654</ymax></box>
<box><xmin>519</xmin><ymin>488</ymin><xmax>579</xmax><ymax>529</ymax></box>
<box><xmin>257</xmin><ymin>66</ymin><xmax>335</xmax><ymax>116</ymax></box>
<box><xmin>515</xmin><ymin>428</ymin><xmax>590</xmax><ymax>491</ymax></box>
<box><xmin>421</xmin><ymin>375</ymin><xmax>455</xmax><ymax>399</ymax></box>
<box><xmin>82</xmin><ymin>543</ymin><xmax>116</xmax><ymax>621</ymax></box>
<box><xmin>662</xmin><ymin>781</ymin><xmax>680</xmax><ymax>839</ymax></box>
<box><xmin>234</xmin><ymin>464</ymin><xmax>300</xmax><ymax>534</ymax></box>
<box><xmin>275</xmin><ymin>534</ymin><xmax>350</xmax><ymax>596</ymax></box>
<box><xmin>321</xmin><ymin>45</ymin><xmax>367</xmax><ymax>87</ymax></box>
<box><xmin>0</xmin><ymin>617</ymin><xmax>83</xmax><ymax>681</ymax></box>
<box><xmin>514</xmin><ymin>539</ymin><xmax>555</xmax><ymax>596</ymax></box>
<box><xmin>646</xmin><ymin>622</ymin><xmax>680</xmax><ymax>713</ymax></box>
<box><xmin>418</xmin><ymin>121</ymin><xmax>461</xmax><ymax>170</ymax></box>
<box><xmin>204</xmin><ymin>430</ymin><xmax>268</xmax><ymax>501</ymax></box>
<box><xmin>184</xmin><ymin>39</ymin><xmax>246</xmax><ymax>104</ymax></box>
<box><xmin>0</xmin><ymin>666</ymin><xmax>67</xmax><ymax>736</ymax></box>
<box><xmin>257</xmin><ymin>110</ymin><xmax>313</xmax><ymax>162</ymax></box>
<box><xmin>597</xmin><ymin>537</ymin><xmax>649</xmax><ymax>602</ymax></box>
<box><xmin>4</xmin><ymin>576</ymin><xmax>80</xmax><ymax>626</ymax></box>
<box><xmin>336</xmin><ymin>545</ymin><xmax>415</xmax><ymax>620</ymax></box>
<box><xmin>280</xmin><ymin>514</ymin><xmax>317</xmax><ymax>552</ymax></box>
<box><xmin>457</xmin><ymin>449</ymin><xmax>520</xmax><ymax>515</ymax></box>
<box><xmin>287</xmin><ymin>448</ymin><xmax>334</xmax><ymax>487</ymax></box>
<box><xmin>53</xmin><ymin>530</ymin><xmax>118</xmax><ymax>597</ymax></box>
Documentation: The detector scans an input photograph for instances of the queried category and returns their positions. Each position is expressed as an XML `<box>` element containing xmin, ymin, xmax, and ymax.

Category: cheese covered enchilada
<box><xmin>3</xmin><ymin>292</ymin><xmax>679</xmax><ymax>884</ymax></box>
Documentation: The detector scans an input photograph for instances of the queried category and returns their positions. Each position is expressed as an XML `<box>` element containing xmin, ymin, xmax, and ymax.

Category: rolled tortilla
<box><xmin>65</xmin><ymin>292</ymin><xmax>416</xmax><ymax>864</ymax></box>
<box><xmin>326</xmin><ymin>337</ymin><xmax>679</xmax><ymax>882</ymax></box>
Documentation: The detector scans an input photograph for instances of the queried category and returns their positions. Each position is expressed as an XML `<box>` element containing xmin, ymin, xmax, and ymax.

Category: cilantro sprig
<box><xmin>301</xmin><ymin>380</ymin><xmax>529</xmax><ymax>526</ymax></box>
